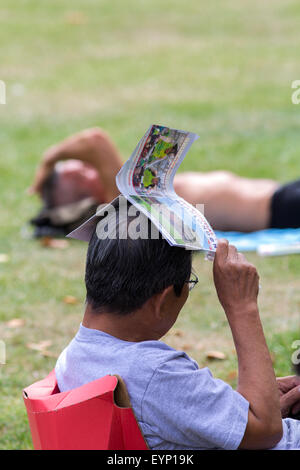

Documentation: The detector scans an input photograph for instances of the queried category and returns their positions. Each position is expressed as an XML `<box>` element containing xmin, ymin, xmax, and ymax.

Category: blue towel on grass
<box><xmin>215</xmin><ymin>228</ymin><xmax>300</xmax><ymax>252</ymax></box>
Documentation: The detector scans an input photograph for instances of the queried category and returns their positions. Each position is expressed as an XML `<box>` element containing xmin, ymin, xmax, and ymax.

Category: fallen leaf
<box><xmin>63</xmin><ymin>295</ymin><xmax>79</xmax><ymax>305</ymax></box>
<box><xmin>170</xmin><ymin>329</ymin><xmax>184</xmax><ymax>337</ymax></box>
<box><xmin>226</xmin><ymin>370</ymin><xmax>238</xmax><ymax>381</ymax></box>
<box><xmin>40</xmin><ymin>237</ymin><xmax>69</xmax><ymax>249</ymax></box>
<box><xmin>205</xmin><ymin>350</ymin><xmax>226</xmax><ymax>360</ymax></box>
<box><xmin>0</xmin><ymin>254</ymin><xmax>9</xmax><ymax>263</ymax></box>
<box><xmin>6</xmin><ymin>318</ymin><xmax>25</xmax><ymax>328</ymax></box>
<box><xmin>26</xmin><ymin>340</ymin><xmax>52</xmax><ymax>352</ymax></box>
<box><xmin>65</xmin><ymin>11</ymin><xmax>87</xmax><ymax>25</ymax></box>
<box><xmin>40</xmin><ymin>350</ymin><xmax>57</xmax><ymax>358</ymax></box>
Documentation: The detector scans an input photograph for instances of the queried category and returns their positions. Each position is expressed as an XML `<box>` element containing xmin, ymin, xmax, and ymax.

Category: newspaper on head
<box><xmin>68</xmin><ymin>124</ymin><xmax>217</xmax><ymax>255</ymax></box>
<box><xmin>116</xmin><ymin>124</ymin><xmax>217</xmax><ymax>254</ymax></box>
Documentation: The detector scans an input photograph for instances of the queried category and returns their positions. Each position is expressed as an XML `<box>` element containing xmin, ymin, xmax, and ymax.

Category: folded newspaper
<box><xmin>68</xmin><ymin>124</ymin><xmax>217</xmax><ymax>255</ymax></box>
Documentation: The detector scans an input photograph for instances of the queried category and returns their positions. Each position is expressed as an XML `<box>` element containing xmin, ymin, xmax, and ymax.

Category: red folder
<box><xmin>23</xmin><ymin>370</ymin><xmax>148</xmax><ymax>450</ymax></box>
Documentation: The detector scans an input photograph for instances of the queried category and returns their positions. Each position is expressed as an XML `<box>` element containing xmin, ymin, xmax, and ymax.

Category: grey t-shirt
<box><xmin>55</xmin><ymin>324</ymin><xmax>300</xmax><ymax>450</ymax></box>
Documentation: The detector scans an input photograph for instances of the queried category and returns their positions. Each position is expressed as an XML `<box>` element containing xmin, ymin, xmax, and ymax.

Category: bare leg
<box><xmin>174</xmin><ymin>171</ymin><xmax>280</xmax><ymax>232</ymax></box>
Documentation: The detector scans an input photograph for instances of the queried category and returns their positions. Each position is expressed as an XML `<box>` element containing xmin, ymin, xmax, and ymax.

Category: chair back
<box><xmin>23</xmin><ymin>370</ymin><xmax>148</xmax><ymax>450</ymax></box>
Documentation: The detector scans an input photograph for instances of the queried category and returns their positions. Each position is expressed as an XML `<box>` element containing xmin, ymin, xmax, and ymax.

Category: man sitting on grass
<box><xmin>55</xmin><ymin>206</ymin><xmax>300</xmax><ymax>450</ymax></box>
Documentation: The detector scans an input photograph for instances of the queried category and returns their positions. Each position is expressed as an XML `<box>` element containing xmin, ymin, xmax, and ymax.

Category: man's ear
<box><xmin>152</xmin><ymin>285</ymin><xmax>174</xmax><ymax>320</ymax></box>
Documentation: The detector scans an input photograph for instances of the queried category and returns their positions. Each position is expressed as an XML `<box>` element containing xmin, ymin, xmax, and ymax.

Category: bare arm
<box><xmin>213</xmin><ymin>240</ymin><xmax>283</xmax><ymax>449</ymax></box>
<box><xmin>29</xmin><ymin>128</ymin><xmax>123</xmax><ymax>202</ymax></box>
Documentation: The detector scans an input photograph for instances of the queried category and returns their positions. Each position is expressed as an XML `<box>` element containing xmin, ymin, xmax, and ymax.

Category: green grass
<box><xmin>1</xmin><ymin>0</ymin><xmax>300</xmax><ymax>449</ymax></box>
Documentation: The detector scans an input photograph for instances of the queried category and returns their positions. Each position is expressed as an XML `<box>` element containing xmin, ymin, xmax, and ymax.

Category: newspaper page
<box><xmin>116</xmin><ymin>124</ymin><xmax>217</xmax><ymax>254</ymax></box>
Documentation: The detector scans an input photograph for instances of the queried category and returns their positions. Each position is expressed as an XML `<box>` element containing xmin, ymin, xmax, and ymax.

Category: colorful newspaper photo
<box><xmin>116</xmin><ymin>124</ymin><xmax>217</xmax><ymax>253</ymax></box>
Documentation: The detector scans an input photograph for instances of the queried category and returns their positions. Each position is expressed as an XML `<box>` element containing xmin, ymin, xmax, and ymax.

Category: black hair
<box><xmin>294</xmin><ymin>362</ymin><xmax>300</xmax><ymax>376</ymax></box>
<box><xmin>42</xmin><ymin>169</ymin><xmax>59</xmax><ymax>209</ymax></box>
<box><xmin>85</xmin><ymin>203</ymin><xmax>192</xmax><ymax>315</ymax></box>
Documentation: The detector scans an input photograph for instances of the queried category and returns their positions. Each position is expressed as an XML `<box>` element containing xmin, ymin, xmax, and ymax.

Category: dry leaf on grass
<box><xmin>40</xmin><ymin>350</ymin><xmax>57</xmax><ymax>358</ymax></box>
<box><xmin>182</xmin><ymin>343</ymin><xmax>192</xmax><ymax>351</ymax></box>
<box><xmin>205</xmin><ymin>350</ymin><xmax>226</xmax><ymax>360</ymax></box>
<box><xmin>26</xmin><ymin>340</ymin><xmax>53</xmax><ymax>352</ymax></box>
<box><xmin>6</xmin><ymin>318</ymin><xmax>25</xmax><ymax>328</ymax></box>
<box><xmin>40</xmin><ymin>237</ymin><xmax>69</xmax><ymax>249</ymax></box>
<box><xmin>169</xmin><ymin>329</ymin><xmax>184</xmax><ymax>337</ymax></box>
<box><xmin>65</xmin><ymin>11</ymin><xmax>87</xmax><ymax>25</ymax></box>
<box><xmin>63</xmin><ymin>295</ymin><xmax>79</xmax><ymax>305</ymax></box>
<box><xmin>0</xmin><ymin>254</ymin><xmax>9</xmax><ymax>263</ymax></box>
<box><xmin>226</xmin><ymin>370</ymin><xmax>238</xmax><ymax>382</ymax></box>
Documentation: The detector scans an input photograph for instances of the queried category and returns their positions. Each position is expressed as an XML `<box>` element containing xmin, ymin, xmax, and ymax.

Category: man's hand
<box><xmin>213</xmin><ymin>240</ymin><xmax>282</xmax><ymax>449</ymax></box>
<box><xmin>28</xmin><ymin>128</ymin><xmax>122</xmax><ymax>201</ymax></box>
<box><xmin>28</xmin><ymin>151</ymin><xmax>55</xmax><ymax>195</ymax></box>
<box><xmin>277</xmin><ymin>376</ymin><xmax>300</xmax><ymax>418</ymax></box>
<box><xmin>28</xmin><ymin>130</ymin><xmax>98</xmax><ymax>196</ymax></box>
<box><xmin>213</xmin><ymin>238</ymin><xmax>260</xmax><ymax>317</ymax></box>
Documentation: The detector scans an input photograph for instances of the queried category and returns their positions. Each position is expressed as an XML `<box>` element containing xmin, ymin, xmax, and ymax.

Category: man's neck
<box><xmin>82</xmin><ymin>303</ymin><xmax>161</xmax><ymax>342</ymax></box>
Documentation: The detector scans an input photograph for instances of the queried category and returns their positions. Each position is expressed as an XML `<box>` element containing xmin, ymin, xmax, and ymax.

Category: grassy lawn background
<box><xmin>1</xmin><ymin>0</ymin><xmax>300</xmax><ymax>449</ymax></box>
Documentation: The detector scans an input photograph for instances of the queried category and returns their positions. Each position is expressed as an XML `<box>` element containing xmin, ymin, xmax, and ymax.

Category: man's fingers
<box><xmin>277</xmin><ymin>375</ymin><xmax>300</xmax><ymax>391</ymax></box>
<box><xmin>215</xmin><ymin>239</ymin><xmax>229</xmax><ymax>264</ymax></box>
<box><xmin>215</xmin><ymin>239</ymin><xmax>240</xmax><ymax>267</ymax></box>
<box><xmin>291</xmin><ymin>400</ymin><xmax>300</xmax><ymax>416</ymax></box>
<box><xmin>28</xmin><ymin>182</ymin><xmax>41</xmax><ymax>195</ymax></box>
<box><xmin>237</xmin><ymin>252</ymin><xmax>247</xmax><ymax>263</ymax></box>
<box><xmin>281</xmin><ymin>386</ymin><xmax>300</xmax><ymax>417</ymax></box>
<box><xmin>287</xmin><ymin>375</ymin><xmax>300</xmax><ymax>387</ymax></box>
<box><xmin>228</xmin><ymin>244</ymin><xmax>238</xmax><ymax>261</ymax></box>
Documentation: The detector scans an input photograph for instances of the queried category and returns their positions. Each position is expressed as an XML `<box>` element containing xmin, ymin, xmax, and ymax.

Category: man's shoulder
<box><xmin>55</xmin><ymin>327</ymin><xmax>200</xmax><ymax>394</ymax></box>
<box><xmin>126</xmin><ymin>339</ymin><xmax>199</xmax><ymax>375</ymax></box>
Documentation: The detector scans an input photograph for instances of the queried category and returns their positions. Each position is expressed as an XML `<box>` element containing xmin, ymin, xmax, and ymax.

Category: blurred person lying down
<box><xmin>29</xmin><ymin>128</ymin><xmax>300</xmax><ymax>237</ymax></box>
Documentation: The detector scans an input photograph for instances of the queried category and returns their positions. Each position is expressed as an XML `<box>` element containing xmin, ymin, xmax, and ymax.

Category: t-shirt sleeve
<box><xmin>140</xmin><ymin>353</ymin><xmax>249</xmax><ymax>450</ymax></box>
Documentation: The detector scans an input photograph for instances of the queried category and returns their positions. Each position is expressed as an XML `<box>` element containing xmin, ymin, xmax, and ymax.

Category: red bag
<box><xmin>23</xmin><ymin>370</ymin><xmax>148</xmax><ymax>450</ymax></box>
